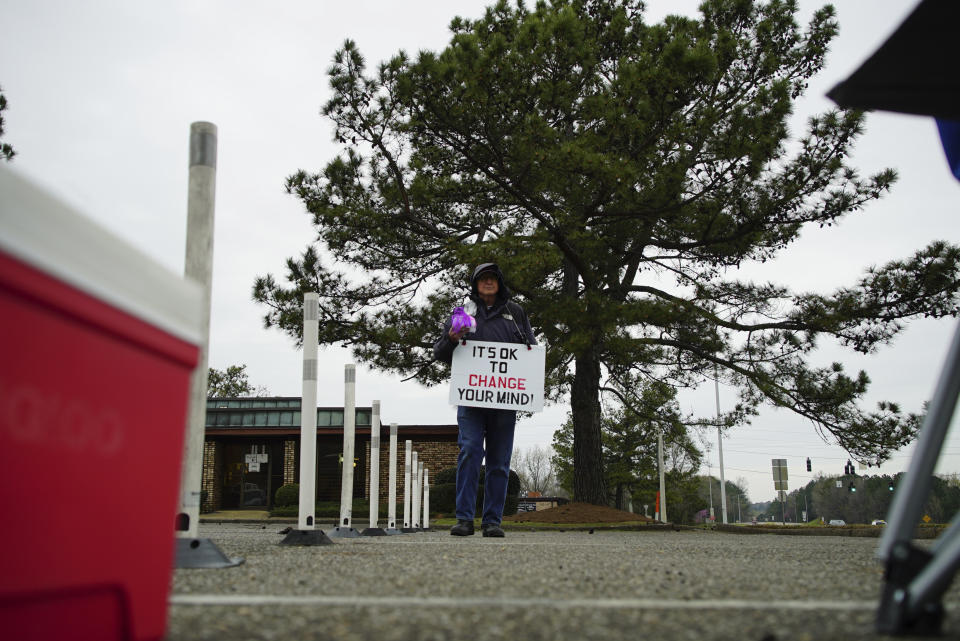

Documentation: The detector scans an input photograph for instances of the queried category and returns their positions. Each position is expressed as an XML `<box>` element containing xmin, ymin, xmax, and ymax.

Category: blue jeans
<box><xmin>455</xmin><ymin>405</ymin><xmax>517</xmax><ymax>525</ymax></box>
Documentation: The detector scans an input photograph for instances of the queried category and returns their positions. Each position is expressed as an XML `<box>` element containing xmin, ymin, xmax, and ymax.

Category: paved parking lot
<box><xmin>167</xmin><ymin>523</ymin><xmax>960</xmax><ymax>641</ymax></box>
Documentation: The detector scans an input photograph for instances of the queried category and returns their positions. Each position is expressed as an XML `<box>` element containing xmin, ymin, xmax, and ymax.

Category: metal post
<box><xmin>403</xmin><ymin>440</ymin><xmax>413</xmax><ymax>531</ymax></box>
<box><xmin>875</xmin><ymin>321</ymin><xmax>960</xmax><ymax>634</ymax></box>
<box><xmin>657</xmin><ymin>430</ymin><xmax>667</xmax><ymax>523</ymax></box>
<box><xmin>880</xmin><ymin>320</ymin><xmax>960</xmax><ymax>562</ymax></box>
<box><xmin>329</xmin><ymin>364</ymin><xmax>359</xmax><ymax>538</ymax></box>
<box><xmin>361</xmin><ymin>400</ymin><xmax>386</xmax><ymax>536</ymax></box>
<box><xmin>174</xmin><ymin>122</ymin><xmax>243</xmax><ymax>566</ymax></box>
<box><xmin>411</xmin><ymin>452</ymin><xmax>421</xmax><ymax>530</ymax></box>
<box><xmin>385</xmin><ymin>424</ymin><xmax>401</xmax><ymax>534</ymax></box>
<box><xmin>279</xmin><ymin>293</ymin><xmax>332</xmax><ymax>546</ymax></box>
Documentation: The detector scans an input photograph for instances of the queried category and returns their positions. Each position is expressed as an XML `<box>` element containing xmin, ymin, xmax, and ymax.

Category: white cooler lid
<box><xmin>0</xmin><ymin>167</ymin><xmax>203</xmax><ymax>345</ymax></box>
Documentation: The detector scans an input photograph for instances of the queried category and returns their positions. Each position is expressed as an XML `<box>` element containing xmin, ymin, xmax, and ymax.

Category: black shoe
<box><xmin>450</xmin><ymin>520</ymin><xmax>475</xmax><ymax>536</ymax></box>
<box><xmin>481</xmin><ymin>523</ymin><xmax>505</xmax><ymax>538</ymax></box>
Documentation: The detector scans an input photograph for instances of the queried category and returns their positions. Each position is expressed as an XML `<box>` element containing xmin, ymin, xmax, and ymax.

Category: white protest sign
<box><xmin>449</xmin><ymin>340</ymin><xmax>546</xmax><ymax>412</ymax></box>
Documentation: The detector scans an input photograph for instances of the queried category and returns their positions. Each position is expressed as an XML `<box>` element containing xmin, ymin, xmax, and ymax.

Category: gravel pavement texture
<box><xmin>167</xmin><ymin>523</ymin><xmax>960</xmax><ymax>641</ymax></box>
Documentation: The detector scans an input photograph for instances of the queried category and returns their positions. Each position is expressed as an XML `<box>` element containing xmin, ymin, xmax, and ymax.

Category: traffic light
<box><xmin>806</xmin><ymin>457</ymin><xmax>812</xmax><ymax>472</ymax></box>
<box><xmin>888</xmin><ymin>482</ymin><xmax>895</xmax><ymax>491</ymax></box>
<box><xmin>844</xmin><ymin>460</ymin><xmax>856</xmax><ymax>476</ymax></box>
<box><xmin>849</xmin><ymin>482</ymin><xmax>857</xmax><ymax>493</ymax></box>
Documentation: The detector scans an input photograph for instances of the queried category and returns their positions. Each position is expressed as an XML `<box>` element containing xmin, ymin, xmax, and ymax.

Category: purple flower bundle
<box><xmin>451</xmin><ymin>306</ymin><xmax>476</xmax><ymax>334</ymax></box>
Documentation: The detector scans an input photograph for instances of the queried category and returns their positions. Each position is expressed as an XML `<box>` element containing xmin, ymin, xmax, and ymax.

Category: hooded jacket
<box><xmin>433</xmin><ymin>263</ymin><xmax>536</xmax><ymax>365</ymax></box>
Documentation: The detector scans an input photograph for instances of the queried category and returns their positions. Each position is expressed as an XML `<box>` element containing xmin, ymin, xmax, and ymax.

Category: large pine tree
<box><xmin>255</xmin><ymin>0</ymin><xmax>960</xmax><ymax>504</ymax></box>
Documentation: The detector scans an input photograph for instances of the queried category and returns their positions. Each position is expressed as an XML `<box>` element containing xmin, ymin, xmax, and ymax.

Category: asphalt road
<box><xmin>167</xmin><ymin>523</ymin><xmax>960</xmax><ymax>641</ymax></box>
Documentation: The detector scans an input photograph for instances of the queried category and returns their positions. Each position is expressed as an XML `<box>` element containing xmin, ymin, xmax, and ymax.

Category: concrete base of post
<box><xmin>400</xmin><ymin>527</ymin><xmax>421</xmax><ymax>534</ymax></box>
<box><xmin>175</xmin><ymin>538</ymin><xmax>244</xmax><ymax>568</ymax></box>
<box><xmin>384</xmin><ymin>527</ymin><xmax>403</xmax><ymax>535</ymax></box>
<box><xmin>327</xmin><ymin>526</ymin><xmax>361</xmax><ymax>539</ymax></box>
<box><xmin>279</xmin><ymin>529</ymin><xmax>334</xmax><ymax>546</ymax></box>
<box><xmin>360</xmin><ymin>527</ymin><xmax>387</xmax><ymax>536</ymax></box>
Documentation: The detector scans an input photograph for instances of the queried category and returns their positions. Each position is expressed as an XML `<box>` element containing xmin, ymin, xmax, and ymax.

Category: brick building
<box><xmin>201</xmin><ymin>397</ymin><xmax>458</xmax><ymax>512</ymax></box>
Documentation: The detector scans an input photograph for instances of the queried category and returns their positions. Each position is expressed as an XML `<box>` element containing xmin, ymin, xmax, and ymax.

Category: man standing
<box><xmin>433</xmin><ymin>263</ymin><xmax>536</xmax><ymax>537</ymax></box>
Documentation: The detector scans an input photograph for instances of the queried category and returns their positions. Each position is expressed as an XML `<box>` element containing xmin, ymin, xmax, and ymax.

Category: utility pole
<box><xmin>715</xmin><ymin>372</ymin><xmax>728</xmax><ymax>524</ymax></box>
<box><xmin>708</xmin><ymin>465</ymin><xmax>714</xmax><ymax>521</ymax></box>
<box><xmin>657</xmin><ymin>430</ymin><xmax>667</xmax><ymax>523</ymax></box>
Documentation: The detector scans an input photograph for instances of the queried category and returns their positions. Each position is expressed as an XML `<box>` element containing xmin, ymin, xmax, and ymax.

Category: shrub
<box><xmin>315</xmin><ymin>499</ymin><xmax>370</xmax><ymax>517</ymax></box>
<box><xmin>274</xmin><ymin>483</ymin><xmax>299</xmax><ymax>507</ymax></box>
<box><xmin>430</xmin><ymin>466</ymin><xmax>522</xmax><ymax>516</ymax></box>
<box><xmin>431</xmin><ymin>483</ymin><xmax>457</xmax><ymax>514</ymax></box>
<box><xmin>434</xmin><ymin>467</ymin><xmax>457</xmax><ymax>484</ymax></box>
<box><xmin>270</xmin><ymin>505</ymin><xmax>297</xmax><ymax>517</ymax></box>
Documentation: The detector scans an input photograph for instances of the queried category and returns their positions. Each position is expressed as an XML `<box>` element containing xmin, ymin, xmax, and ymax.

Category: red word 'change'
<box><xmin>467</xmin><ymin>374</ymin><xmax>527</xmax><ymax>390</ymax></box>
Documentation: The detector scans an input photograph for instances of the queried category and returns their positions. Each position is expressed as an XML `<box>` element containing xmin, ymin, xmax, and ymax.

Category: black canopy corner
<box><xmin>827</xmin><ymin>0</ymin><xmax>960</xmax><ymax>120</ymax></box>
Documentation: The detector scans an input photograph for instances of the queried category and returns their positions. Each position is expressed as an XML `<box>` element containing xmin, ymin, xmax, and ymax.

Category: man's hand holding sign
<box><xmin>450</xmin><ymin>340</ymin><xmax>545</xmax><ymax>411</ymax></box>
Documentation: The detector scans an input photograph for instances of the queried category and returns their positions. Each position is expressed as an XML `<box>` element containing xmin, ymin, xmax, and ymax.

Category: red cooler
<box><xmin>0</xmin><ymin>168</ymin><xmax>202</xmax><ymax>641</ymax></box>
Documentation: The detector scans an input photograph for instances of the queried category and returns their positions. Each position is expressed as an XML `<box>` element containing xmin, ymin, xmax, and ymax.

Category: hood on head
<box><xmin>470</xmin><ymin>262</ymin><xmax>511</xmax><ymax>300</ymax></box>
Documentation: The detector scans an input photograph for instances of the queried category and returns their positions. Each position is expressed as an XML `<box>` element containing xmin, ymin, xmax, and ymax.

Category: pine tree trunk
<box><xmin>571</xmin><ymin>347</ymin><xmax>607</xmax><ymax>505</ymax></box>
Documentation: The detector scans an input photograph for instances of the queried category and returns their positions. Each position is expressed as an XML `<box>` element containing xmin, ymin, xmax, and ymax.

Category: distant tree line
<box><xmin>754</xmin><ymin>474</ymin><xmax>960</xmax><ymax>525</ymax></box>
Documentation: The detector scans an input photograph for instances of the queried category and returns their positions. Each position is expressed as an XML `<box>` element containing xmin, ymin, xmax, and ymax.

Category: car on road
<box><xmin>828</xmin><ymin>519</ymin><xmax>846</xmax><ymax>526</ymax></box>
<box><xmin>871</xmin><ymin>519</ymin><xmax>887</xmax><ymax>526</ymax></box>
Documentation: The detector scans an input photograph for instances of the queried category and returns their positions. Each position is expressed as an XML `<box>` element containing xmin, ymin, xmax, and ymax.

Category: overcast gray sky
<box><xmin>3</xmin><ymin>0</ymin><xmax>959</xmax><ymax>507</ymax></box>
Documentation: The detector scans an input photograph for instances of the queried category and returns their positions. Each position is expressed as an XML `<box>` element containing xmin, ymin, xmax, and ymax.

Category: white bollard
<box><xmin>417</xmin><ymin>461</ymin><xmax>424</xmax><ymax>529</ymax></box>
<box><xmin>329</xmin><ymin>364</ymin><xmax>360</xmax><ymax>538</ymax></box>
<box><xmin>387</xmin><ymin>424</ymin><xmax>399</xmax><ymax>533</ymax></box>
<box><xmin>368</xmin><ymin>400</ymin><xmax>381</xmax><ymax>529</ymax></box>
<box><xmin>177</xmin><ymin>122</ymin><xmax>217</xmax><ymax>541</ymax></box>
<box><xmin>298</xmin><ymin>293</ymin><xmax>319</xmax><ymax>530</ymax></box>
<box><xmin>403</xmin><ymin>440</ymin><xmax>412</xmax><ymax>529</ymax></box>
<box><xmin>361</xmin><ymin>401</ymin><xmax>386</xmax><ymax>536</ymax></box>
<box><xmin>279</xmin><ymin>293</ymin><xmax>332</xmax><ymax>546</ymax></box>
<box><xmin>418</xmin><ymin>461</ymin><xmax>424</xmax><ymax>528</ymax></box>
<box><xmin>422</xmin><ymin>467</ymin><xmax>430</xmax><ymax>530</ymax></box>
<box><xmin>174</xmin><ymin>122</ymin><xmax>248</xmax><ymax>563</ymax></box>
<box><xmin>412</xmin><ymin>452</ymin><xmax>421</xmax><ymax>529</ymax></box>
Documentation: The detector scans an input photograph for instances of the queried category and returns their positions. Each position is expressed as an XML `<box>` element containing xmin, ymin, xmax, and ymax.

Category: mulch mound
<box><xmin>503</xmin><ymin>502</ymin><xmax>654</xmax><ymax>524</ymax></box>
